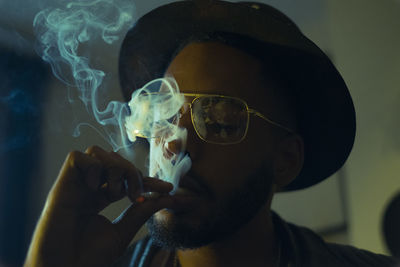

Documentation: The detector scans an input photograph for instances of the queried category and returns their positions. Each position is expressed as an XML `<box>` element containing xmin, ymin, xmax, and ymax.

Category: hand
<box><xmin>24</xmin><ymin>146</ymin><xmax>174</xmax><ymax>267</ymax></box>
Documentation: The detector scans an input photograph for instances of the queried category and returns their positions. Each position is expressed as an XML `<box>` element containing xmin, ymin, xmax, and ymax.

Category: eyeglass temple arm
<box><xmin>248</xmin><ymin>108</ymin><xmax>294</xmax><ymax>133</ymax></box>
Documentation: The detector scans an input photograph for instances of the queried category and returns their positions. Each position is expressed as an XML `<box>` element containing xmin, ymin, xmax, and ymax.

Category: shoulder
<box><xmin>326</xmin><ymin>242</ymin><xmax>399</xmax><ymax>267</ymax></box>
<box><xmin>286</xmin><ymin>222</ymin><xmax>399</xmax><ymax>267</ymax></box>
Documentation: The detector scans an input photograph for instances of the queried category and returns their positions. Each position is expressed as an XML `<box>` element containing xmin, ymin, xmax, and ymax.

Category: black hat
<box><xmin>119</xmin><ymin>0</ymin><xmax>356</xmax><ymax>191</ymax></box>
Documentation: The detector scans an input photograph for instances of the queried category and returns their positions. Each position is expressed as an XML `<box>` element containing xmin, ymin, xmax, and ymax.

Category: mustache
<box><xmin>184</xmin><ymin>166</ymin><xmax>214</xmax><ymax>198</ymax></box>
<box><xmin>181</xmin><ymin>151</ymin><xmax>214</xmax><ymax>197</ymax></box>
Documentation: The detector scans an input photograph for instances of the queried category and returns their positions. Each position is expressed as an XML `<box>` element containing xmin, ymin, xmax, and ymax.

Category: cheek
<box><xmin>246</xmin><ymin>116</ymin><xmax>278</xmax><ymax>158</ymax></box>
<box><xmin>188</xmin><ymin>118</ymin><xmax>276</xmax><ymax>198</ymax></box>
<box><xmin>198</xmin><ymin>138</ymin><xmax>268</xmax><ymax>196</ymax></box>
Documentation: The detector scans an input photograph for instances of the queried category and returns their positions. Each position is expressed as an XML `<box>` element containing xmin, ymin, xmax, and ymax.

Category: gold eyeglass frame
<box><xmin>182</xmin><ymin>93</ymin><xmax>294</xmax><ymax>145</ymax></box>
<box><xmin>135</xmin><ymin>92</ymin><xmax>295</xmax><ymax>145</ymax></box>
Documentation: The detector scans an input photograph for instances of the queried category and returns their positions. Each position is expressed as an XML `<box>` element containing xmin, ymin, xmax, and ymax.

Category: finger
<box><xmin>126</xmin><ymin>176</ymin><xmax>173</xmax><ymax>202</ymax></box>
<box><xmin>50</xmin><ymin>151</ymin><xmax>103</xmax><ymax>209</ymax></box>
<box><xmin>111</xmin><ymin>153</ymin><xmax>150</xmax><ymax>199</ymax></box>
<box><xmin>125</xmin><ymin>167</ymin><xmax>143</xmax><ymax>201</ymax></box>
<box><xmin>101</xmin><ymin>166</ymin><xmax>127</xmax><ymax>202</ymax></box>
<box><xmin>84</xmin><ymin>147</ymin><xmax>173</xmax><ymax>202</ymax></box>
<box><xmin>85</xmin><ymin>161</ymin><xmax>103</xmax><ymax>191</ymax></box>
<box><xmin>85</xmin><ymin>146</ymin><xmax>133</xmax><ymax>201</ymax></box>
<box><xmin>112</xmin><ymin>196</ymin><xmax>175</xmax><ymax>247</ymax></box>
<box><xmin>142</xmin><ymin>177</ymin><xmax>174</xmax><ymax>193</ymax></box>
<box><xmin>60</xmin><ymin>150</ymin><xmax>103</xmax><ymax>191</ymax></box>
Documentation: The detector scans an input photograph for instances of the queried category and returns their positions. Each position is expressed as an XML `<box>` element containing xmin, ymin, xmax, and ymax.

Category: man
<box><xmin>25</xmin><ymin>1</ymin><xmax>399</xmax><ymax>267</ymax></box>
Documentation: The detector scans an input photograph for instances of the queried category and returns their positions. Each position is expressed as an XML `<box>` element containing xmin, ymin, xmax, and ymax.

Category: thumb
<box><xmin>112</xmin><ymin>196</ymin><xmax>174</xmax><ymax>247</ymax></box>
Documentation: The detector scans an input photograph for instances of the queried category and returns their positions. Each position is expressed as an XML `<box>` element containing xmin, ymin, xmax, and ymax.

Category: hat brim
<box><xmin>118</xmin><ymin>0</ymin><xmax>356</xmax><ymax>191</ymax></box>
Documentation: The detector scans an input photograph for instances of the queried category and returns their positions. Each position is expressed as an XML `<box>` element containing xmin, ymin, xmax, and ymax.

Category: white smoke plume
<box><xmin>33</xmin><ymin>0</ymin><xmax>191</xmax><ymax>191</ymax></box>
<box><xmin>125</xmin><ymin>78</ymin><xmax>192</xmax><ymax>192</ymax></box>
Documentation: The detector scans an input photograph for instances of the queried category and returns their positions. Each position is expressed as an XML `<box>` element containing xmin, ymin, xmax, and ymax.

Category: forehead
<box><xmin>164</xmin><ymin>42</ymin><xmax>277</xmax><ymax>105</ymax></box>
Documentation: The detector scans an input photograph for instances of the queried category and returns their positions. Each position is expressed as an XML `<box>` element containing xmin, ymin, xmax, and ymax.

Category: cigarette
<box><xmin>135</xmin><ymin>192</ymin><xmax>161</xmax><ymax>203</ymax></box>
<box><xmin>135</xmin><ymin>196</ymin><xmax>145</xmax><ymax>203</ymax></box>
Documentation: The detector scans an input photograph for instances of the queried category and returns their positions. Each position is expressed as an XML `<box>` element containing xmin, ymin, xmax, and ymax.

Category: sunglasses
<box><xmin>135</xmin><ymin>93</ymin><xmax>294</xmax><ymax>145</ymax></box>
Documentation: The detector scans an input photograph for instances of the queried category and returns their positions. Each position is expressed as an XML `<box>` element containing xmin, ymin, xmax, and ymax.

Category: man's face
<box><xmin>147</xmin><ymin>42</ymin><xmax>284</xmax><ymax>249</ymax></box>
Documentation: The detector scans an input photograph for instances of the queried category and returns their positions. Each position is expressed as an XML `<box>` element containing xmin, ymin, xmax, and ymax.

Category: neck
<box><xmin>176</xmin><ymin>205</ymin><xmax>278</xmax><ymax>267</ymax></box>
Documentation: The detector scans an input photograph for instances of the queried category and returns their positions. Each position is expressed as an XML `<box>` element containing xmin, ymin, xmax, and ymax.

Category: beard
<box><xmin>146</xmin><ymin>166</ymin><xmax>274</xmax><ymax>250</ymax></box>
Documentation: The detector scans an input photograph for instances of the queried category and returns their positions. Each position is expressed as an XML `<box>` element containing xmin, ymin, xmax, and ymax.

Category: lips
<box><xmin>161</xmin><ymin>172</ymin><xmax>210</xmax><ymax>214</ymax></box>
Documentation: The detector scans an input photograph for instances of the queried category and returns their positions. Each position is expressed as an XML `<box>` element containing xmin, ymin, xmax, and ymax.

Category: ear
<box><xmin>272</xmin><ymin>133</ymin><xmax>304</xmax><ymax>189</ymax></box>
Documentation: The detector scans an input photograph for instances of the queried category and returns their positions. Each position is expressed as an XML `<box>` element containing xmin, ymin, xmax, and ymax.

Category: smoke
<box><xmin>125</xmin><ymin>78</ymin><xmax>192</xmax><ymax>192</ymax></box>
<box><xmin>33</xmin><ymin>0</ymin><xmax>135</xmax><ymax>151</ymax></box>
<box><xmin>33</xmin><ymin>0</ymin><xmax>191</xmax><ymax>191</ymax></box>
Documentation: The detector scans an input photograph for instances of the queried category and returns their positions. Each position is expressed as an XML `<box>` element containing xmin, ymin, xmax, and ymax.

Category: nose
<box><xmin>177</xmin><ymin>103</ymin><xmax>192</xmax><ymax>129</ymax></box>
<box><xmin>166</xmin><ymin>139</ymin><xmax>184</xmax><ymax>156</ymax></box>
<box><xmin>165</xmin><ymin>103</ymin><xmax>197</xmax><ymax>158</ymax></box>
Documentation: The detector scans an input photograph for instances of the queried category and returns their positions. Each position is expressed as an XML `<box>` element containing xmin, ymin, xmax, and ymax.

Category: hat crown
<box><xmin>119</xmin><ymin>0</ymin><xmax>356</xmax><ymax>191</ymax></box>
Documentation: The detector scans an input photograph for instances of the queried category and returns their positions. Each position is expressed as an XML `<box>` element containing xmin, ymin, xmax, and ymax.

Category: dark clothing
<box><xmin>113</xmin><ymin>212</ymin><xmax>399</xmax><ymax>267</ymax></box>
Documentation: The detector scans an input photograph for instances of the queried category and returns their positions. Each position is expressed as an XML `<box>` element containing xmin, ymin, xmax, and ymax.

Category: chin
<box><xmin>146</xmin><ymin>203</ymin><xmax>242</xmax><ymax>250</ymax></box>
<box><xmin>146</xmin><ymin>210</ymin><xmax>213</xmax><ymax>250</ymax></box>
<box><xmin>146</xmin><ymin>168</ymin><xmax>273</xmax><ymax>249</ymax></box>
<box><xmin>152</xmin><ymin>207</ymin><xmax>204</xmax><ymax>231</ymax></box>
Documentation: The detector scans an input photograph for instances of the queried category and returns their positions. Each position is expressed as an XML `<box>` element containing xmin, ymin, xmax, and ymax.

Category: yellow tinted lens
<box><xmin>192</xmin><ymin>96</ymin><xmax>248</xmax><ymax>143</ymax></box>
